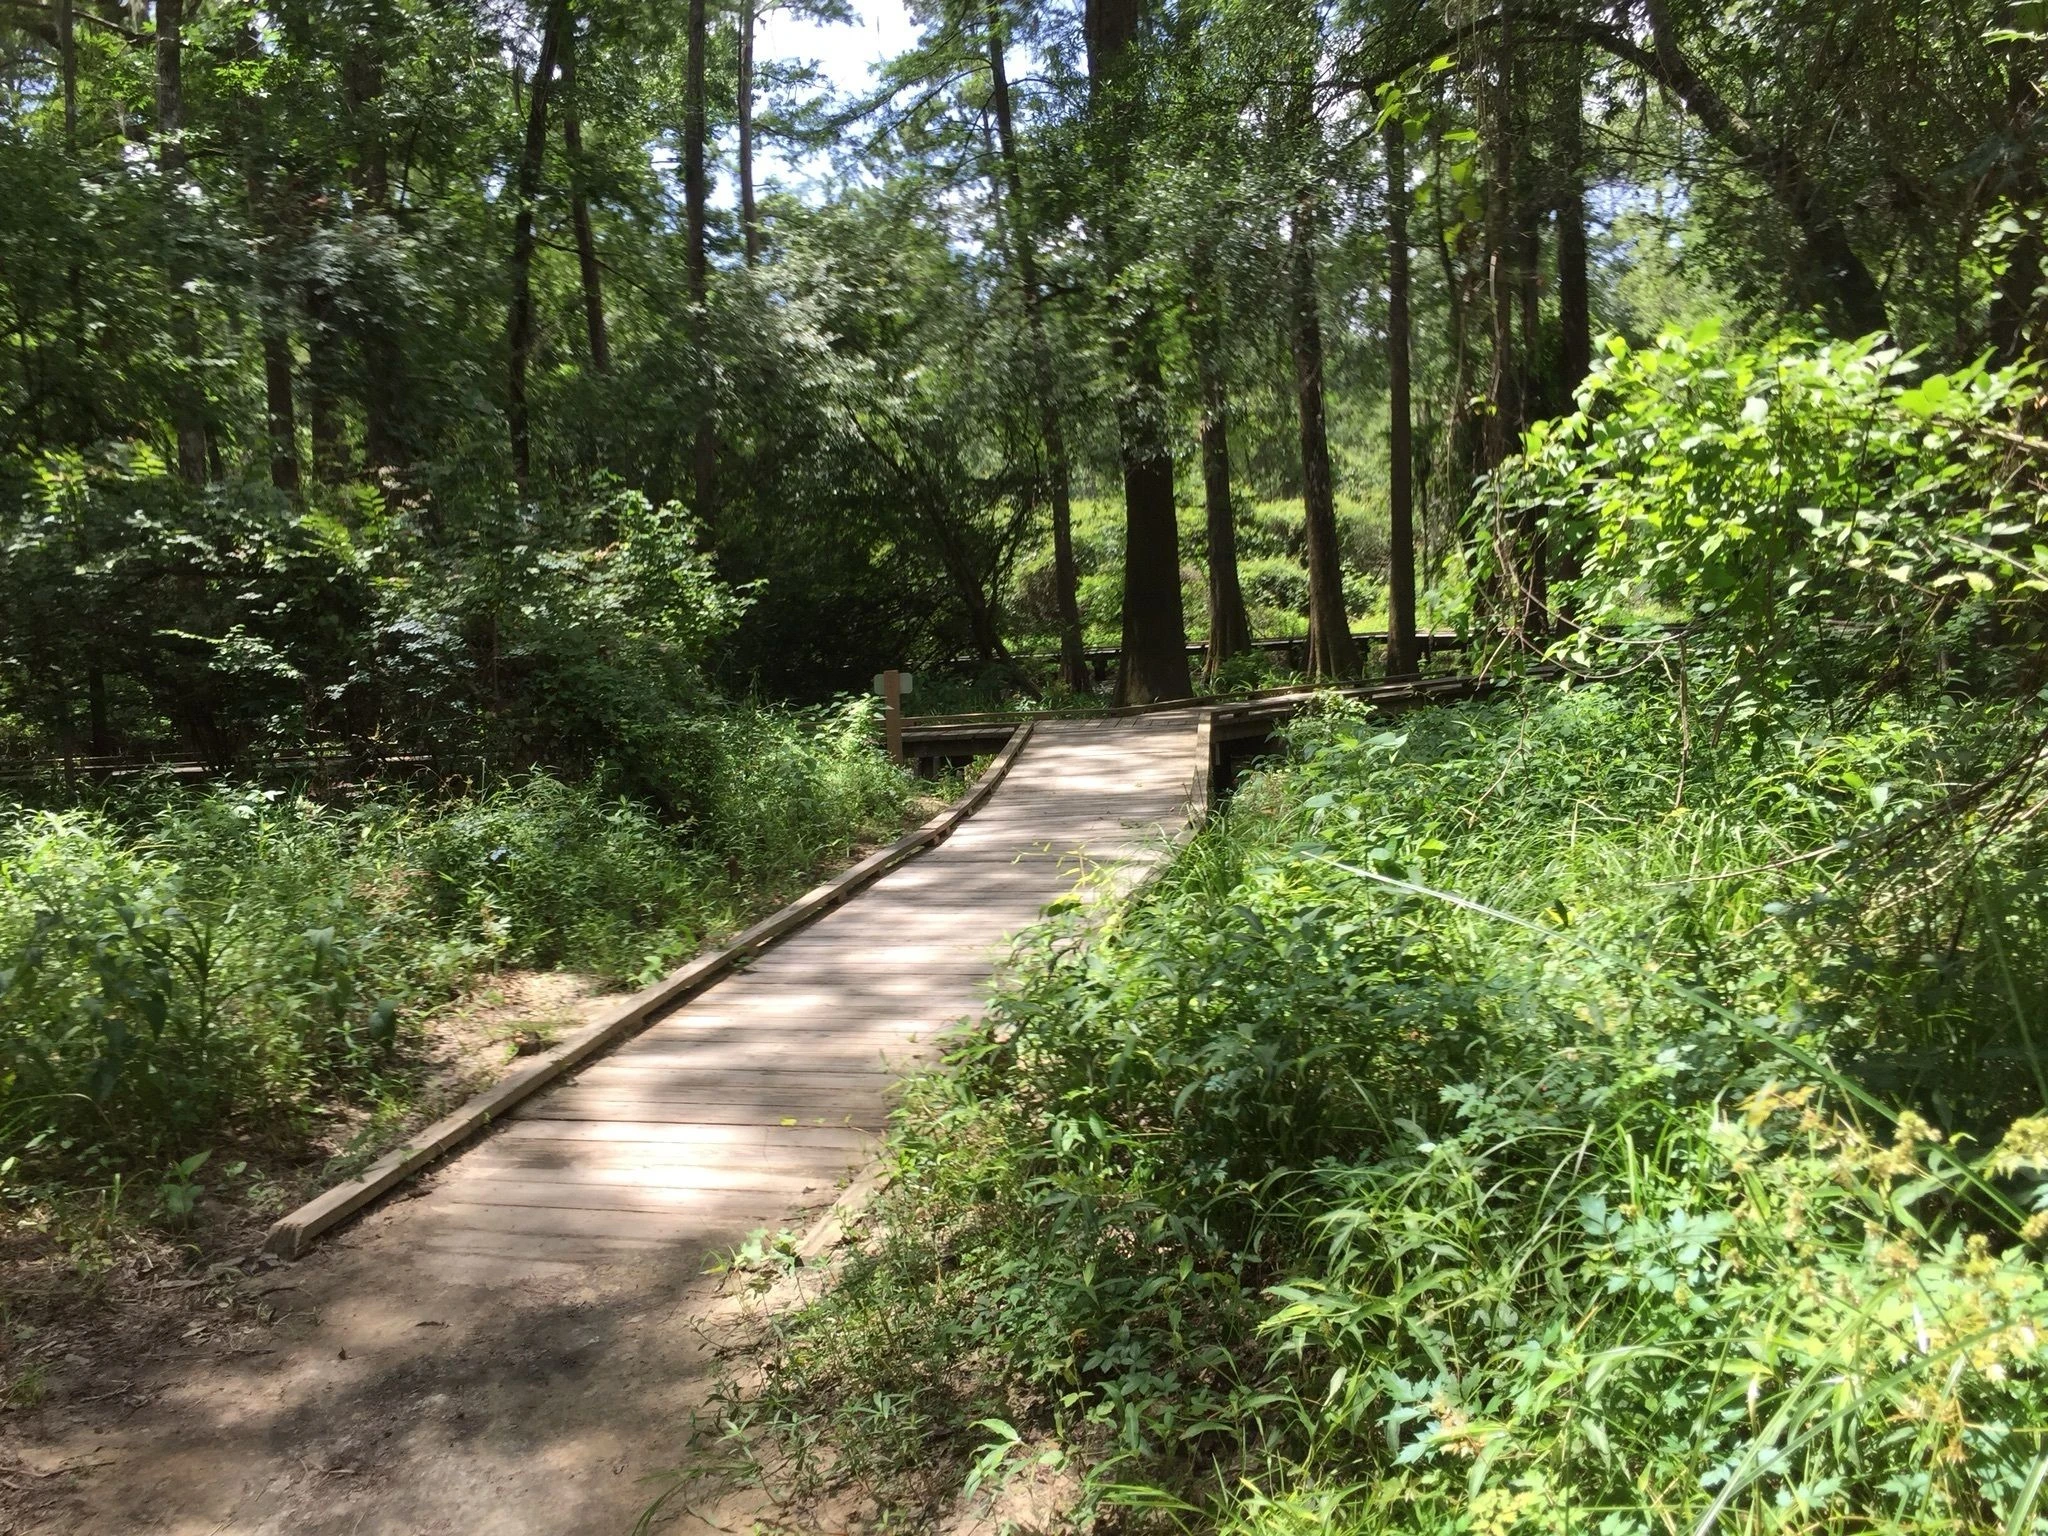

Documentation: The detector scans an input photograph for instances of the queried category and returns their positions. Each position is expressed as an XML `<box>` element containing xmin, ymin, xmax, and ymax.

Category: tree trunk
<box><xmin>156</xmin><ymin>0</ymin><xmax>209</xmax><ymax>486</ymax></box>
<box><xmin>560</xmin><ymin>25</ymin><xmax>609</xmax><ymax>372</ymax></box>
<box><xmin>739</xmin><ymin>0</ymin><xmax>762</xmax><ymax>265</ymax></box>
<box><xmin>1087</xmin><ymin>0</ymin><xmax>1191</xmax><ymax>705</ymax></box>
<box><xmin>359</xmin><ymin>332</ymin><xmax>407</xmax><ymax>478</ymax></box>
<box><xmin>1514</xmin><ymin>187</ymin><xmax>1547</xmax><ymax>631</ymax></box>
<box><xmin>59</xmin><ymin>0</ymin><xmax>77</xmax><ymax>140</ymax></box>
<box><xmin>1290</xmin><ymin>193</ymin><xmax>1358</xmax><ymax>680</ymax></box>
<box><xmin>1384</xmin><ymin>118</ymin><xmax>1419</xmax><ymax>680</ymax></box>
<box><xmin>1195</xmin><ymin>324</ymin><xmax>1251</xmax><ymax>677</ymax></box>
<box><xmin>61</xmin><ymin>0</ymin><xmax>91</xmax><ymax>443</ymax></box>
<box><xmin>1551</xmin><ymin>58</ymin><xmax>1590</xmax><ymax>609</ymax></box>
<box><xmin>987</xmin><ymin>1</ymin><xmax>1087</xmax><ymax>691</ymax></box>
<box><xmin>685</xmin><ymin>0</ymin><xmax>716</xmax><ymax>514</ymax></box>
<box><xmin>1112</xmin><ymin>389</ymin><xmax>1191</xmax><ymax>704</ymax></box>
<box><xmin>1043</xmin><ymin>445</ymin><xmax>1089</xmax><ymax>692</ymax></box>
<box><xmin>345</xmin><ymin>7</ymin><xmax>406</xmax><ymax>477</ymax></box>
<box><xmin>243</xmin><ymin>117</ymin><xmax>302</xmax><ymax>495</ymax></box>
<box><xmin>87</xmin><ymin>665</ymin><xmax>112</xmax><ymax>758</ymax></box>
<box><xmin>1515</xmin><ymin>196</ymin><xmax>1543</xmax><ymax>417</ymax></box>
<box><xmin>1555</xmin><ymin>51</ymin><xmax>1592</xmax><ymax>398</ymax></box>
<box><xmin>1188</xmin><ymin>250</ymin><xmax>1249</xmax><ymax>676</ymax></box>
<box><xmin>345</xmin><ymin>17</ymin><xmax>390</xmax><ymax>207</ymax></box>
<box><xmin>1429</xmin><ymin>94</ymin><xmax>1478</xmax><ymax>550</ymax></box>
<box><xmin>155</xmin><ymin>1</ymin><xmax>187</xmax><ymax>185</ymax></box>
<box><xmin>305</xmin><ymin>281</ymin><xmax>347</xmax><ymax>484</ymax></box>
<box><xmin>263</xmin><ymin>324</ymin><xmax>300</xmax><ymax>492</ymax></box>
<box><xmin>1989</xmin><ymin>38</ymin><xmax>2045</xmax><ymax>367</ymax></box>
<box><xmin>507</xmin><ymin>0</ymin><xmax>568</xmax><ymax>489</ymax></box>
<box><xmin>1482</xmin><ymin>20</ymin><xmax>1518</xmax><ymax>474</ymax></box>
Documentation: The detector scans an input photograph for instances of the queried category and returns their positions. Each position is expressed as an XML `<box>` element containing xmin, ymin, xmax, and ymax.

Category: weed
<box><xmin>152</xmin><ymin>1151</ymin><xmax>209</xmax><ymax>1228</ymax></box>
<box><xmin>0</xmin><ymin>697</ymin><xmax>919</xmax><ymax>1194</ymax></box>
<box><xmin>5</xmin><ymin>1364</ymin><xmax>45</xmax><ymax>1409</ymax></box>
<box><xmin>731</xmin><ymin>683</ymin><xmax>2048</xmax><ymax>1533</ymax></box>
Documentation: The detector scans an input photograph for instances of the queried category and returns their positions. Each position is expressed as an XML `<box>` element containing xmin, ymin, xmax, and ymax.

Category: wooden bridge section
<box><xmin>48</xmin><ymin>682</ymin><xmax>1511</xmax><ymax>1536</ymax></box>
<box><xmin>399</xmin><ymin>713</ymin><xmax>1199</xmax><ymax>1285</ymax></box>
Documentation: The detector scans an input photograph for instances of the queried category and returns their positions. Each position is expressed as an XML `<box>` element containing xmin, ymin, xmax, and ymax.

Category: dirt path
<box><xmin>3</xmin><ymin>716</ymin><xmax>1198</xmax><ymax>1535</ymax></box>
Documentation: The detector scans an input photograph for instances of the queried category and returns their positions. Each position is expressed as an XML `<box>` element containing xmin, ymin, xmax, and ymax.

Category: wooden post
<box><xmin>882</xmin><ymin>669</ymin><xmax>904</xmax><ymax>764</ymax></box>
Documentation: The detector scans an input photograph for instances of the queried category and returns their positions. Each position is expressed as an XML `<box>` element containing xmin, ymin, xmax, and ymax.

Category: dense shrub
<box><xmin>1240</xmin><ymin>556</ymin><xmax>1311</xmax><ymax>621</ymax></box>
<box><xmin>415</xmin><ymin>703</ymin><xmax>909</xmax><ymax>978</ymax></box>
<box><xmin>735</xmin><ymin>685</ymin><xmax>2048</xmax><ymax>1533</ymax></box>
<box><xmin>1489</xmin><ymin>327</ymin><xmax>2048</xmax><ymax>716</ymax></box>
<box><xmin>0</xmin><ymin>472</ymin><xmax>742</xmax><ymax>785</ymax></box>
<box><xmin>0</xmin><ymin>798</ymin><xmax>442</xmax><ymax>1169</ymax></box>
<box><xmin>0</xmin><ymin>698</ymin><xmax>914</xmax><ymax>1172</ymax></box>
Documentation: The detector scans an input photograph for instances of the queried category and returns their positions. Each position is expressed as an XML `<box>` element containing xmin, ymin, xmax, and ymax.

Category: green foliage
<box><xmin>0</xmin><ymin>702</ymin><xmax>915</xmax><ymax>1174</ymax></box>
<box><xmin>735</xmin><ymin>683</ymin><xmax>2048</xmax><ymax>1532</ymax></box>
<box><xmin>1238</xmin><ymin>556</ymin><xmax>1312</xmax><ymax>628</ymax></box>
<box><xmin>0</xmin><ymin>795</ymin><xmax>440</xmax><ymax>1168</ymax></box>
<box><xmin>1486</xmin><ymin>327</ymin><xmax>2048</xmax><ymax>719</ymax></box>
<box><xmin>0</xmin><ymin>464</ymin><xmax>744</xmax><ymax>784</ymax></box>
<box><xmin>413</xmin><ymin>702</ymin><xmax>909</xmax><ymax>978</ymax></box>
<box><xmin>153</xmin><ymin>1150</ymin><xmax>212</xmax><ymax>1227</ymax></box>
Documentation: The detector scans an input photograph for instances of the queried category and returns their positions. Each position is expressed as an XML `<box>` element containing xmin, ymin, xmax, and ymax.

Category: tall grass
<box><xmin>728</xmin><ymin>684</ymin><xmax>2048</xmax><ymax>1533</ymax></box>
<box><xmin>0</xmin><ymin>699</ymin><xmax>916</xmax><ymax>1176</ymax></box>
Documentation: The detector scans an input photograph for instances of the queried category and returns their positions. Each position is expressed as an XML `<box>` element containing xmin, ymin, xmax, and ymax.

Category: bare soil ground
<box><xmin>0</xmin><ymin>1167</ymin><xmax>846</xmax><ymax>1535</ymax></box>
<box><xmin>662</xmin><ymin>1205</ymin><xmax>1085</xmax><ymax>1536</ymax></box>
<box><xmin>0</xmin><ymin>970</ymin><xmax>669</xmax><ymax>1534</ymax></box>
<box><xmin>0</xmin><ymin>913</ymin><xmax>960</xmax><ymax>1536</ymax></box>
<box><xmin>0</xmin><ymin>1158</ymin><xmax>1065</xmax><ymax>1536</ymax></box>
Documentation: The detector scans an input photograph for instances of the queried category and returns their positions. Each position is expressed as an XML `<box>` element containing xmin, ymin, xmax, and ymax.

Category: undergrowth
<box><xmin>720</xmin><ymin>683</ymin><xmax>2048</xmax><ymax>1533</ymax></box>
<box><xmin>0</xmin><ymin>698</ymin><xmax>916</xmax><ymax>1191</ymax></box>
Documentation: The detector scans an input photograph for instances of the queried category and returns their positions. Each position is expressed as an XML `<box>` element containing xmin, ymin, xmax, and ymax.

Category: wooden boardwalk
<box><xmin>403</xmin><ymin>712</ymin><xmax>1200</xmax><ymax>1285</ymax></box>
<box><xmin>30</xmin><ymin>713</ymin><xmax>1204</xmax><ymax>1536</ymax></box>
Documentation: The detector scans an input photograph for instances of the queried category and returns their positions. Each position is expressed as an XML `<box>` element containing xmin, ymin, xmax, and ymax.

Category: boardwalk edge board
<box><xmin>262</xmin><ymin>720</ymin><xmax>1037</xmax><ymax>1260</ymax></box>
<box><xmin>1191</xmin><ymin>709</ymin><xmax>1217</xmax><ymax>825</ymax></box>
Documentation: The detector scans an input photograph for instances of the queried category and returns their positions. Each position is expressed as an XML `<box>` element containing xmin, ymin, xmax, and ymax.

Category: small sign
<box><xmin>871</xmin><ymin>672</ymin><xmax>914</xmax><ymax>698</ymax></box>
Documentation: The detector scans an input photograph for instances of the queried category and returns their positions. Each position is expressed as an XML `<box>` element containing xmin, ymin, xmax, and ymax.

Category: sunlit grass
<box><xmin>0</xmin><ymin>698</ymin><xmax>918</xmax><ymax>1184</ymax></box>
<box><xmin>718</xmin><ymin>682</ymin><xmax>2048</xmax><ymax>1533</ymax></box>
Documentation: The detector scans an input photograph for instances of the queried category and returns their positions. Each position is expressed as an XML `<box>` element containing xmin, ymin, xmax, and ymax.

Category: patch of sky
<box><xmin>728</xmin><ymin>0</ymin><xmax>920</xmax><ymax>200</ymax></box>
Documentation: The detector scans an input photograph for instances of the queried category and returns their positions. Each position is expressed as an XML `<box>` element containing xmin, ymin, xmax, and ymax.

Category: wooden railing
<box><xmin>0</xmin><ymin>745</ymin><xmax>445</xmax><ymax>788</ymax></box>
<box><xmin>944</xmin><ymin>628</ymin><xmax>1470</xmax><ymax>685</ymax></box>
<box><xmin>899</xmin><ymin>665</ymin><xmax>1553</xmax><ymax>781</ymax></box>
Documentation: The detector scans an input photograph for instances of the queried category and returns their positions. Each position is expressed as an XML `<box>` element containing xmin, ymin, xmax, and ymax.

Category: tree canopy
<box><xmin>0</xmin><ymin>0</ymin><xmax>2041</xmax><ymax>752</ymax></box>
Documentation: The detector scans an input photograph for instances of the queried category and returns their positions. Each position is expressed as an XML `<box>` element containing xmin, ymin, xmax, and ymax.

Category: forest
<box><xmin>1</xmin><ymin>0</ymin><xmax>2046</xmax><ymax>1526</ymax></box>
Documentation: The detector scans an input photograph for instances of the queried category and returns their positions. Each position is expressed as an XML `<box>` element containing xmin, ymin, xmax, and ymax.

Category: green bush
<box><xmin>0</xmin><ymin>699</ymin><xmax>916</xmax><ymax>1175</ymax></box>
<box><xmin>1241</xmin><ymin>556</ymin><xmax>1311</xmax><ymax>621</ymax></box>
<box><xmin>411</xmin><ymin>777</ymin><xmax>721</xmax><ymax>982</ymax></box>
<box><xmin>0</xmin><ymin>469</ymin><xmax>744</xmax><ymax>785</ymax></box>
<box><xmin>0</xmin><ymin>797</ymin><xmax>446</xmax><ymax>1167</ymax></box>
<box><xmin>416</xmin><ymin>701</ymin><xmax>912</xmax><ymax>980</ymax></box>
<box><xmin>684</xmin><ymin>699</ymin><xmax>916</xmax><ymax>877</ymax></box>
<box><xmin>1488</xmin><ymin>326</ymin><xmax>2048</xmax><ymax>717</ymax></box>
<box><xmin>736</xmin><ymin>685</ymin><xmax>2048</xmax><ymax>1533</ymax></box>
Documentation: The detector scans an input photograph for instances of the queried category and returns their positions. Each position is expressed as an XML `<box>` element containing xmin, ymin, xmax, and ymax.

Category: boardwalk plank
<box><xmin>487</xmin><ymin>1118</ymin><xmax>875</xmax><ymax>1151</ymax></box>
<box><xmin>415</xmin><ymin>715</ymin><xmax>1198</xmax><ymax>1268</ymax></box>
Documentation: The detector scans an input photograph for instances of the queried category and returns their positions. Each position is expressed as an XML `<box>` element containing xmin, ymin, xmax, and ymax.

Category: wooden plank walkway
<box><xmin>403</xmin><ymin>712</ymin><xmax>1201</xmax><ymax>1286</ymax></box>
<box><xmin>26</xmin><ymin>713</ymin><xmax>1205</xmax><ymax>1536</ymax></box>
